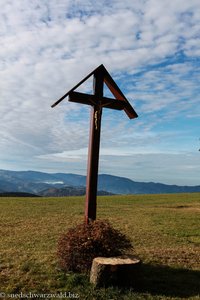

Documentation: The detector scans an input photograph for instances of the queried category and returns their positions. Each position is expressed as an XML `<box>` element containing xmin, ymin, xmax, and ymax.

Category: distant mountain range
<box><xmin>0</xmin><ymin>169</ymin><xmax>200</xmax><ymax>197</ymax></box>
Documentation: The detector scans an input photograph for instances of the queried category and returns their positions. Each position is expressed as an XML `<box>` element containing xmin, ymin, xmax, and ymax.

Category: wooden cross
<box><xmin>51</xmin><ymin>64</ymin><xmax>138</xmax><ymax>224</ymax></box>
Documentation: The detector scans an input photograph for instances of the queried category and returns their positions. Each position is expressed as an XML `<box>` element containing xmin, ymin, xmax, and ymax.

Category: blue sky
<box><xmin>0</xmin><ymin>0</ymin><xmax>200</xmax><ymax>185</ymax></box>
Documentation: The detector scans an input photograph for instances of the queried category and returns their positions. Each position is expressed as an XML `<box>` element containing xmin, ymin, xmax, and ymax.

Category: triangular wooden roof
<box><xmin>51</xmin><ymin>64</ymin><xmax>138</xmax><ymax>119</ymax></box>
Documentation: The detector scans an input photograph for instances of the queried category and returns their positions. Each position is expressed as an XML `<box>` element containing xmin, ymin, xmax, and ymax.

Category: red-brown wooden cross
<box><xmin>51</xmin><ymin>64</ymin><xmax>138</xmax><ymax>224</ymax></box>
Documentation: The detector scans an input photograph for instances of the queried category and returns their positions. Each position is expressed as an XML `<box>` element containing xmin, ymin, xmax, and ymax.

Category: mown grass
<box><xmin>0</xmin><ymin>193</ymin><xmax>199</xmax><ymax>299</ymax></box>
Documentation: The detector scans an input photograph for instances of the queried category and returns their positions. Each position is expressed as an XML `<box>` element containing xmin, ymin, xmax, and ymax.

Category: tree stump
<box><xmin>90</xmin><ymin>255</ymin><xmax>141</xmax><ymax>287</ymax></box>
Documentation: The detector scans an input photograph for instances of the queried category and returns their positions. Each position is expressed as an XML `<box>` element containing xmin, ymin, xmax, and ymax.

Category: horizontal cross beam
<box><xmin>68</xmin><ymin>91</ymin><xmax>127</xmax><ymax>110</ymax></box>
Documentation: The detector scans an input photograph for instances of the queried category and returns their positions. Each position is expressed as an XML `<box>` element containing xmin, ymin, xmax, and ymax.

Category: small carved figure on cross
<box><xmin>94</xmin><ymin>109</ymin><xmax>100</xmax><ymax>130</ymax></box>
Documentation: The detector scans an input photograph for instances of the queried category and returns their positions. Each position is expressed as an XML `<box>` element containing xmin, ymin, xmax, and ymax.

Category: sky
<box><xmin>0</xmin><ymin>0</ymin><xmax>200</xmax><ymax>185</ymax></box>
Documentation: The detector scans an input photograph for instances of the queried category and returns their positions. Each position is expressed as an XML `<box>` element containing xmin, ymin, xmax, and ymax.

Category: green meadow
<box><xmin>0</xmin><ymin>193</ymin><xmax>199</xmax><ymax>299</ymax></box>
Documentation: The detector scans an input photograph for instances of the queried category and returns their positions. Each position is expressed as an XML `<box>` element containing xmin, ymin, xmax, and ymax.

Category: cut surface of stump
<box><xmin>90</xmin><ymin>255</ymin><xmax>141</xmax><ymax>287</ymax></box>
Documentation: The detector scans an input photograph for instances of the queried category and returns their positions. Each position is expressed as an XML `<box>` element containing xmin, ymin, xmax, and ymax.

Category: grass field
<box><xmin>0</xmin><ymin>193</ymin><xmax>199</xmax><ymax>299</ymax></box>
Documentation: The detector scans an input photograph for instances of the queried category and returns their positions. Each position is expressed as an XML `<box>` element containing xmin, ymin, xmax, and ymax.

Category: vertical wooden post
<box><xmin>85</xmin><ymin>71</ymin><xmax>104</xmax><ymax>224</ymax></box>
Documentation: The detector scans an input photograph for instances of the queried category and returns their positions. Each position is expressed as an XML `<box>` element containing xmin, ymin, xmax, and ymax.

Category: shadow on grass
<box><xmin>136</xmin><ymin>263</ymin><xmax>200</xmax><ymax>298</ymax></box>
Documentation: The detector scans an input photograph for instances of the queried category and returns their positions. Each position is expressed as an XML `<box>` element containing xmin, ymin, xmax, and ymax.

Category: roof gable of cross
<box><xmin>51</xmin><ymin>64</ymin><xmax>138</xmax><ymax>119</ymax></box>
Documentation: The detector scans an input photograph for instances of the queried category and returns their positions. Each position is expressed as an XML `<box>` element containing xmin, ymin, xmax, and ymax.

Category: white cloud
<box><xmin>0</xmin><ymin>0</ymin><xmax>200</xmax><ymax>184</ymax></box>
